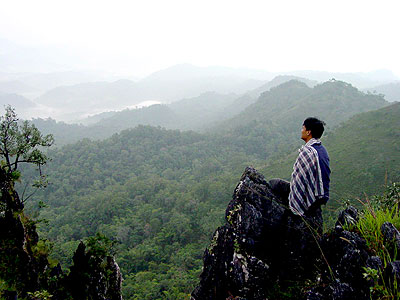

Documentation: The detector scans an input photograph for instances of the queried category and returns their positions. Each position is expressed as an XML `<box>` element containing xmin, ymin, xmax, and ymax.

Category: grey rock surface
<box><xmin>192</xmin><ymin>167</ymin><xmax>399</xmax><ymax>299</ymax></box>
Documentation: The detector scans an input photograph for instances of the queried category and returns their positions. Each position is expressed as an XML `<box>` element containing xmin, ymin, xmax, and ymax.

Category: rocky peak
<box><xmin>67</xmin><ymin>241</ymin><xmax>123</xmax><ymax>300</ymax></box>
<box><xmin>192</xmin><ymin>167</ymin><xmax>400</xmax><ymax>300</ymax></box>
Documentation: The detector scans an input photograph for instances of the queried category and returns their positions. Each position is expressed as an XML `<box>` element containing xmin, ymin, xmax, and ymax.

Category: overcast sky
<box><xmin>1</xmin><ymin>0</ymin><xmax>400</xmax><ymax>77</ymax></box>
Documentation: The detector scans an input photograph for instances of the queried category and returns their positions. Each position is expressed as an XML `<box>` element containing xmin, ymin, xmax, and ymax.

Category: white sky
<box><xmin>1</xmin><ymin>0</ymin><xmax>400</xmax><ymax>77</ymax></box>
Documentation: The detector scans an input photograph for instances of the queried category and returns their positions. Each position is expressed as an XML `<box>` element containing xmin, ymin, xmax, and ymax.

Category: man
<box><xmin>270</xmin><ymin>117</ymin><xmax>330</xmax><ymax>280</ymax></box>
<box><xmin>268</xmin><ymin>117</ymin><xmax>330</xmax><ymax>217</ymax></box>
<box><xmin>288</xmin><ymin>117</ymin><xmax>330</xmax><ymax>216</ymax></box>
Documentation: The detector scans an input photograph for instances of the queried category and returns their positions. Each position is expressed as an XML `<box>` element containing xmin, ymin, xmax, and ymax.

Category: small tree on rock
<box><xmin>0</xmin><ymin>105</ymin><xmax>54</xmax><ymax>211</ymax></box>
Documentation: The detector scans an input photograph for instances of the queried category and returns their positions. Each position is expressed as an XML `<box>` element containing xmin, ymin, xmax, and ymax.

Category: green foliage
<box><xmin>354</xmin><ymin>183</ymin><xmax>400</xmax><ymax>263</ymax></box>
<box><xmin>27</xmin><ymin>290</ymin><xmax>53</xmax><ymax>300</ymax></box>
<box><xmin>31</xmin><ymin>239</ymin><xmax>53</xmax><ymax>259</ymax></box>
<box><xmin>25</xmin><ymin>125</ymin><xmax>240</xmax><ymax>298</ymax></box>
<box><xmin>86</xmin><ymin>232</ymin><xmax>115</xmax><ymax>258</ymax></box>
<box><xmin>0</xmin><ymin>106</ymin><xmax>54</xmax><ymax>174</ymax></box>
<box><xmin>10</xmin><ymin>169</ymin><xmax>21</xmax><ymax>181</ymax></box>
<box><xmin>345</xmin><ymin>183</ymin><xmax>400</xmax><ymax>299</ymax></box>
<box><xmin>0</xmin><ymin>106</ymin><xmax>54</xmax><ymax>210</ymax></box>
<box><xmin>370</xmin><ymin>182</ymin><xmax>400</xmax><ymax>211</ymax></box>
<box><xmin>356</xmin><ymin>206</ymin><xmax>399</xmax><ymax>263</ymax></box>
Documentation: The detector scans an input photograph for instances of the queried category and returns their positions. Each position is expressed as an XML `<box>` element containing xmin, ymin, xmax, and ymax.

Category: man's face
<box><xmin>301</xmin><ymin>125</ymin><xmax>311</xmax><ymax>141</ymax></box>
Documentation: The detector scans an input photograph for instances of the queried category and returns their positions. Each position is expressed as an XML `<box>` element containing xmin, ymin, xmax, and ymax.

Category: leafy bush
<box><xmin>346</xmin><ymin>183</ymin><xmax>400</xmax><ymax>299</ymax></box>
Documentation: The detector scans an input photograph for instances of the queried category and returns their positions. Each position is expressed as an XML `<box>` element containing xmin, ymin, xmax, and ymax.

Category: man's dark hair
<box><xmin>303</xmin><ymin>117</ymin><xmax>326</xmax><ymax>139</ymax></box>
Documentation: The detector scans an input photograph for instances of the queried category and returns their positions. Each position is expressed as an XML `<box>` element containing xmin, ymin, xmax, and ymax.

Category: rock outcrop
<box><xmin>192</xmin><ymin>167</ymin><xmax>399</xmax><ymax>300</ymax></box>
<box><xmin>192</xmin><ymin>167</ymin><xmax>323</xmax><ymax>299</ymax></box>
<box><xmin>0</xmin><ymin>168</ymin><xmax>49</xmax><ymax>299</ymax></box>
<box><xmin>0</xmin><ymin>166</ymin><xmax>123</xmax><ymax>299</ymax></box>
<box><xmin>67</xmin><ymin>241</ymin><xmax>123</xmax><ymax>300</ymax></box>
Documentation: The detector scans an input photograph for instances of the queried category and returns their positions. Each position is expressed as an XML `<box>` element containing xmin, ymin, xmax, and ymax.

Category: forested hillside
<box><xmin>217</xmin><ymin>80</ymin><xmax>387</xmax><ymax>133</ymax></box>
<box><xmin>31</xmin><ymin>92</ymin><xmax>242</xmax><ymax>146</ymax></box>
<box><xmin>261</xmin><ymin>102</ymin><xmax>400</xmax><ymax>211</ymax></box>
<box><xmin>95</xmin><ymin>92</ymin><xmax>240</xmax><ymax>132</ymax></box>
<box><xmin>18</xmin><ymin>80</ymin><xmax>398</xmax><ymax>299</ymax></box>
<box><xmin>24</xmin><ymin>126</ymin><xmax>252</xmax><ymax>299</ymax></box>
<box><xmin>210</xmin><ymin>80</ymin><xmax>388</xmax><ymax>158</ymax></box>
<box><xmin>31</xmin><ymin>80</ymin><xmax>388</xmax><ymax>150</ymax></box>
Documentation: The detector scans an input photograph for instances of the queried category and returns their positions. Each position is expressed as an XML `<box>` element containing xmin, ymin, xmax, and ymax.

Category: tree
<box><xmin>0</xmin><ymin>106</ymin><xmax>53</xmax><ymax>210</ymax></box>
<box><xmin>0</xmin><ymin>105</ymin><xmax>54</xmax><ymax>173</ymax></box>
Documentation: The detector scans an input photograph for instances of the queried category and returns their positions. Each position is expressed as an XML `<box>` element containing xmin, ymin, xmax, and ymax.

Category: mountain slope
<box><xmin>0</xmin><ymin>92</ymin><xmax>36</xmax><ymax>108</ymax></box>
<box><xmin>22</xmin><ymin>125</ymin><xmax>253</xmax><ymax>299</ymax></box>
<box><xmin>222</xmin><ymin>79</ymin><xmax>387</xmax><ymax>132</ymax></box>
<box><xmin>260</xmin><ymin>102</ymin><xmax>400</xmax><ymax>207</ymax></box>
<box><xmin>0</xmin><ymin>92</ymin><xmax>37</xmax><ymax>119</ymax></box>
<box><xmin>32</xmin><ymin>92</ymin><xmax>242</xmax><ymax>144</ymax></box>
<box><xmin>211</xmin><ymin>80</ymin><xmax>388</xmax><ymax>159</ymax></box>
<box><xmin>0</xmin><ymin>80</ymin><xmax>38</xmax><ymax>97</ymax></box>
<box><xmin>289</xmin><ymin>69</ymin><xmax>399</xmax><ymax>89</ymax></box>
<box><xmin>365</xmin><ymin>81</ymin><xmax>400</xmax><ymax>102</ymax></box>
<box><xmin>246</xmin><ymin>75</ymin><xmax>318</xmax><ymax>98</ymax></box>
<box><xmin>32</xmin><ymin>79</ymin><xmax>389</xmax><ymax>151</ymax></box>
<box><xmin>32</xmin><ymin>64</ymin><xmax>269</xmax><ymax>122</ymax></box>
<box><xmin>34</xmin><ymin>79</ymin><xmax>139</xmax><ymax>110</ymax></box>
<box><xmin>88</xmin><ymin>104</ymin><xmax>179</xmax><ymax>132</ymax></box>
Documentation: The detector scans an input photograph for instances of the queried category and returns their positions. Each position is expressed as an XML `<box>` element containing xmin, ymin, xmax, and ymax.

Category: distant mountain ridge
<box><xmin>0</xmin><ymin>80</ymin><xmax>38</xmax><ymax>95</ymax></box>
<box><xmin>247</xmin><ymin>75</ymin><xmax>318</xmax><ymax>98</ymax></box>
<box><xmin>3</xmin><ymin>63</ymin><xmax>397</xmax><ymax>122</ymax></box>
<box><xmin>35</xmin><ymin>80</ymin><xmax>139</xmax><ymax>109</ymax></box>
<box><xmin>0</xmin><ymin>92</ymin><xmax>37</xmax><ymax>119</ymax></box>
<box><xmin>32</xmin><ymin>66</ymin><xmax>268</xmax><ymax>122</ymax></box>
<box><xmin>364</xmin><ymin>81</ymin><xmax>400</xmax><ymax>102</ymax></box>
<box><xmin>0</xmin><ymin>92</ymin><xmax>36</xmax><ymax>108</ymax></box>
<box><xmin>31</xmin><ymin>91</ymin><xmax>241</xmax><ymax>145</ymax></box>
<box><xmin>288</xmin><ymin>69</ymin><xmax>398</xmax><ymax>89</ymax></box>
<box><xmin>31</xmin><ymin>79</ymin><xmax>388</xmax><ymax>148</ymax></box>
<box><xmin>76</xmin><ymin>75</ymin><xmax>316</xmax><ymax>128</ymax></box>
<box><xmin>217</xmin><ymin>79</ymin><xmax>388</xmax><ymax>132</ymax></box>
<box><xmin>210</xmin><ymin>79</ymin><xmax>388</xmax><ymax>159</ymax></box>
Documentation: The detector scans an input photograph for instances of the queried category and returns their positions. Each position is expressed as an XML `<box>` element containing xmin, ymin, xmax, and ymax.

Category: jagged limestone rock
<box><xmin>68</xmin><ymin>241</ymin><xmax>123</xmax><ymax>300</ymax></box>
<box><xmin>384</xmin><ymin>261</ymin><xmax>400</xmax><ymax>289</ymax></box>
<box><xmin>192</xmin><ymin>167</ymin><xmax>399</xmax><ymax>300</ymax></box>
<box><xmin>365</xmin><ymin>256</ymin><xmax>383</xmax><ymax>272</ymax></box>
<box><xmin>106</xmin><ymin>256</ymin><xmax>123</xmax><ymax>300</ymax></box>
<box><xmin>192</xmin><ymin>167</ymin><xmax>323</xmax><ymax>300</ymax></box>
<box><xmin>335</xmin><ymin>206</ymin><xmax>359</xmax><ymax>229</ymax></box>
<box><xmin>0</xmin><ymin>167</ymin><xmax>48</xmax><ymax>298</ymax></box>
<box><xmin>381</xmin><ymin>222</ymin><xmax>400</xmax><ymax>255</ymax></box>
<box><xmin>314</xmin><ymin>229</ymin><xmax>373</xmax><ymax>299</ymax></box>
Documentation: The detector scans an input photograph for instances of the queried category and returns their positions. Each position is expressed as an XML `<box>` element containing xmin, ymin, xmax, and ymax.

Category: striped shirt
<box><xmin>289</xmin><ymin>138</ymin><xmax>325</xmax><ymax>216</ymax></box>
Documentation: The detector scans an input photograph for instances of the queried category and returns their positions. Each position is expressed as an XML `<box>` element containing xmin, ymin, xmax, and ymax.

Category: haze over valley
<box><xmin>0</xmin><ymin>55</ymin><xmax>399</xmax><ymax>121</ymax></box>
